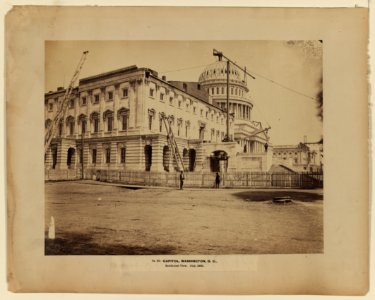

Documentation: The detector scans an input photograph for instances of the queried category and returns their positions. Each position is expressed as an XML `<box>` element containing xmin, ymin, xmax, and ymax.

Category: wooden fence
<box><xmin>45</xmin><ymin>168</ymin><xmax>323</xmax><ymax>189</ymax></box>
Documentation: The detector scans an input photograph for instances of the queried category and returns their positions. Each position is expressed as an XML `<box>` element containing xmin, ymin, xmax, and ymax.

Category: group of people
<box><xmin>179</xmin><ymin>171</ymin><xmax>221</xmax><ymax>190</ymax></box>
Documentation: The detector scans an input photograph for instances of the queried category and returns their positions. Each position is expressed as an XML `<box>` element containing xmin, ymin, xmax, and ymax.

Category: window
<box><xmin>149</xmin><ymin>88</ymin><xmax>154</xmax><ymax>97</ymax></box>
<box><xmin>216</xmin><ymin>87</ymin><xmax>219</xmax><ymax>94</ymax></box>
<box><xmin>69</xmin><ymin>123</ymin><xmax>74</xmax><ymax>135</ymax></box>
<box><xmin>107</xmin><ymin>116</ymin><xmax>113</xmax><ymax>131</ymax></box>
<box><xmin>93</xmin><ymin>118</ymin><xmax>99</xmax><ymax>133</ymax></box>
<box><xmin>193</xmin><ymin>107</ymin><xmax>196</xmax><ymax>114</ymax></box>
<box><xmin>108</xmin><ymin>91</ymin><xmax>113</xmax><ymax>101</ymax></box>
<box><xmin>211</xmin><ymin>88</ymin><xmax>214</xmax><ymax>95</ymax></box>
<box><xmin>199</xmin><ymin>126</ymin><xmax>205</xmax><ymax>140</ymax></box>
<box><xmin>169</xmin><ymin>97</ymin><xmax>173</xmax><ymax>105</ymax></box>
<box><xmin>185</xmin><ymin>125</ymin><xmax>188</xmax><ymax>137</ymax></box>
<box><xmin>120</xmin><ymin>147</ymin><xmax>126</xmax><ymax>163</ymax></box>
<box><xmin>159</xmin><ymin>118</ymin><xmax>163</xmax><ymax>132</ymax></box>
<box><xmin>92</xmin><ymin>149</ymin><xmax>97</xmax><ymax>164</ymax></box>
<box><xmin>48</xmin><ymin>103</ymin><xmax>53</xmax><ymax>111</ymax></box>
<box><xmin>81</xmin><ymin>120</ymin><xmax>86</xmax><ymax>134</ymax></box>
<box><xmin>231</xmin><ymin>87</ymin><xmax>233</xmax><ymax>95</ymax></box>
<box><xmin>58</xmin><ymin>122</ymin><xmax>63</xmax><ymax>136</ymax></box>
<box><xmin>105</xmin><ymin>148</ymin><xmax>111</xmax><ymax>164</ymax></box>
<box><xmin>148</xmin><ymin>115</ymin><xmax>153</xmax><ymax>130</ymax></box>
<box><xmin>121</xmin><ymin>114</ymin><xmax>128</xmax><ymax>130</ymax></box>
<box><xmin>160</xmin><ymin>93</ymin><xmax>164</xmax><ymax>101</ymax></box>
<box><xmin>69</xmin><ymin>99</ymin><xmax>74</xmax><ymax>108</ymax></box>
<box><xmin>178</xmin><ymin>101</ymin><xmax>181</xmax><ymax>108</ymax></box>
<box><xmin>221</xmin><ymin>87</ymin><xmax>224</xmax><ymax>94</ymax></box>
<box><xmin>82</xmin><ymin>97</ymin><xmax>87</xmax><ymax>105</ymax></box>
<box><xmin>200</xmin><ymin>109</ymin><xmax>203</xmax><ymax>116</ymax></box>
<box><xmin>206</xmin><ymin>111</ymin><xmax>208</xmax><ymax>119</ymax></box>
<box><xmin>94</xmin><ymin>94</ymin><xmax>100</xmax><ymax>104</ymax></box>
<box><xmin>122</xmin><ymin>88</ymin><xmax>128</xmax><ymax>98</ymax></box>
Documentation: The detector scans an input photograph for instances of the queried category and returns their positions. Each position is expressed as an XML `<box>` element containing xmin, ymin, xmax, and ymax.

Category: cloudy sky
<box><xmin>46</xmin><ymin>41</ymin><xmax>322</xmax><ymax>145</ymax></box>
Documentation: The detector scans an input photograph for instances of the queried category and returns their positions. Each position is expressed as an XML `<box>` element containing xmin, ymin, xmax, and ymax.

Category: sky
<box><xmin>45</xmin><ymin>41</ymin><xmax>323</xmax><ymax>145</ymax></box>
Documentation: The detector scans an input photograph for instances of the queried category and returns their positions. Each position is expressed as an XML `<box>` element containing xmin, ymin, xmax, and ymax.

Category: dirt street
<box><xmin>45</xmin><ymin>181</ymin><xmax>323</xmax><ymax>255</ymax></box>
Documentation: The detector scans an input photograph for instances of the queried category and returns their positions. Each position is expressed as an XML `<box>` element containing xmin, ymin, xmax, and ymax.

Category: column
<box><xmin>97</xmin><ymin>143</ymin><xmax>103</xmax><ymax>167</ymax></box>
<box><xmin>113</xmin><ymin>84</ymin><xmax>120</xmax><ymax>134</ymax></box>
<box><xmin>56</xmin><ymin>141</ymin><xmax>68</xmax><ymax>169</ymax></box>
<box><xmin>83</xmin><ymin>143</ymin><xmax>90</xmax><ymax>173</ymax></box>
<box><xmin>87</xmin><ymin>91</ymin><xmax>92</xmax><ymax>137</ymax></box>
<box><xmin>151</xmin><ymin>138</ymin><xmax>165</xmax><ymax>172</ymax></box>
<box><xmin>99</xmin><ymin>87</ymin><xmax>105</xmax><ymax>135</ymax></box>
<box><xmin>110</xmin><ymin>141</ymin><xmax>118</xmax><ymax>169</ymax></box>
<box><xmin>45</xmin><ymin>146</ymin><xmax>52</xmax><ymax>169</ymax></box>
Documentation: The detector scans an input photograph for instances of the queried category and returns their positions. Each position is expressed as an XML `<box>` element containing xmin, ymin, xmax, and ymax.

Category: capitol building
<box><xmin>44</xmin><ymin>58</ymin><xmax>272</xmax><ymax>175</ymax></box>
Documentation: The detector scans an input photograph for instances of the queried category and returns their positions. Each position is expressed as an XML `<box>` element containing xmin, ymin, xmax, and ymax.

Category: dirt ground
<box><xmin>45</xmin><ymin>181</ymin><xmax>323</xmax><ymax>255</ymax></box>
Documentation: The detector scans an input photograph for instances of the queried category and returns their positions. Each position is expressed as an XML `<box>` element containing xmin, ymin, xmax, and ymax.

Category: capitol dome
<box><xmin>198</xmin><ymin>60</ymin><xmax>247</xmax><ymax>89</ymax></box>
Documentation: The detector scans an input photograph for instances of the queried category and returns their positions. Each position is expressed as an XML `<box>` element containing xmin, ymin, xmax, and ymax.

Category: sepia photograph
<box><xmin>6</xmin><ymin>5</ymin><xmax>369</xmax><ymax>294</ymax></box>
<box><xmin>44</xmin><ymin>40</ymin><xmax>324</xmax><ymax>255</ymax></box>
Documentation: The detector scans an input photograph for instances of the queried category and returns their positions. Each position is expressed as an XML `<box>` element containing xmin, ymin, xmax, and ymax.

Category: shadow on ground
<box><xmin>45</xmin><ymin>232</ymin><xmax>176</xmax><ymax>255</ymax></box>
<box><xmin>233</xmin><ymin>190</ymin><xmax>323</xmax><ymax>202</ymax></box>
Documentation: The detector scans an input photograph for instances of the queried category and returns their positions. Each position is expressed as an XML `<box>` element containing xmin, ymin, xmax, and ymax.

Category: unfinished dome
<box><xmin>198</xmin><ymin>60</ymin><xmax>248</xmax><ymax>90</ymax></box>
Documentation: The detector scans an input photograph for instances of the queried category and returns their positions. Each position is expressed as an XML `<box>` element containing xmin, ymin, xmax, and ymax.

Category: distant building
<box><xmin>45</xmin><ymin>59</ymin><xmax>272</xmax><ymax>175</ymax></box>
<box><xmin>272</xmin><ymin>142</ymin><xmax>323</xmax><ymax>172</ymax></box>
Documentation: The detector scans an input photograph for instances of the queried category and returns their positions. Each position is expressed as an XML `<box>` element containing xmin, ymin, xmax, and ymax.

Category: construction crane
<box><xmin>44</xmin><ymin>51</ymin><xmax>89</xmax><ymax>154</ymax></box>
<box><xmin>248</xmin><ymin>126</ymin><xmax>271</xmax><ymax>139</ymax></box>
<box><xmin>160</xmin><ymin>113</ymin><xmax>185</xmax><ymax>172</ymax></box>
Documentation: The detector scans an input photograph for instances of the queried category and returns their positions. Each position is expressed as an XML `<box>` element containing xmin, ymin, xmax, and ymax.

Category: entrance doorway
<box><xmin>67</xmin><ymin>147</ymin><xmax>75</xmax><ymax>169</ymax></box>
<box><xmin>210</xmin><ymin>150</ymin><xmax>228</xmax><ymax>173</ymax></box>
<box><xmin>144</xmin><ymin>145</ymin><xmax>152</xmax><ymax>171</ymax></box>
<box><xmin>188</xmin><ymin>149</ymin><xmax>196</xmax><ymax>172</ymax></box>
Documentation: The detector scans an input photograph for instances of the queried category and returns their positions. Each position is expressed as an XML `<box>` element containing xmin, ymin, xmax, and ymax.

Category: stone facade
<box><xmin>45</xmin><ymin>63</ymin><xmax>272</xmax><ymax>174</ymax></box>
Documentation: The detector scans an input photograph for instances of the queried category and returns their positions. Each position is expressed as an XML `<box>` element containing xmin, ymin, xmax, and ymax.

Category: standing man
<box><xmin>215</xmin><ymin>172</ymin><xmax>221</xmax><ymax>188</ymax></box>
<box><xmin>179</xmin><ymin>171</ymin><xmax>185</xmax><ymax>190</ymax></box>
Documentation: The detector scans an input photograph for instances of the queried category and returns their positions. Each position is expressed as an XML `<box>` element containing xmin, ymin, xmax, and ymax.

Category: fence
<box><xmin>45</xmin><ymin>168</ymin><xmax>323</xmax><ymax>189</ymax></box>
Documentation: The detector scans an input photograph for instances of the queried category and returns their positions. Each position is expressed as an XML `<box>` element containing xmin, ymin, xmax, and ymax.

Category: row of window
<box><xmin>273</xmin><ymin>152</ymin><xmax>302</xmax><ymax>156</ymax></box>
<box><xmin>208</xmin><ymin>86</ymin><xmax>245</xmax><ymax>97</ymax></box>
<box><xmin>149</xmin><ymin>88</ymin><xmax>194</xmax><ymax>111</ymax></box>
<box><xmin>47</xmin><ymin>88</ymin><xmax>130</xmax><ymax>112</ymax></box>
<box><xmin>89</xmin><ymin>147</ymin><xmax>126</xmax><ymax>164</ymax></box>
<box><xmin>149</xmin><ymin>88</ymin><xmax>226</xmax><ymax>123</ymax></box>
<box><xmin>49</xmin><ymin>111</ymin><xmax>129</xmax><ymax>136</ymax></box>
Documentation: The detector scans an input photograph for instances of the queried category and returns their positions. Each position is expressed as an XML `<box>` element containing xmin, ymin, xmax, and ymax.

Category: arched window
<box><xmin>148</xmin><ymin>109</ymin><xmax>155</xmax><ymax>131</ymax></box>
<box><xmin>103</xmin><ymin>110</ymin><xmax>114</xmax><ymax>132</ymax></box>
<box><xmin>90</xmin><ymin>112</ymin><xmax>100</xmax><ymax>133</ymax></box>
<box><xmin>117</xmin><ymin>108</ymin><xmax>129</xmax><ymax>131</ymax></box>
<box><xmin>78</xmin><ymin>114</ymin><xmax>87</xmax><ymax>134</ymax></box>
<box><xmin>66</xmin><ymin>116</ymin><xmax>75</xmax><ymax>136</ymax></box>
